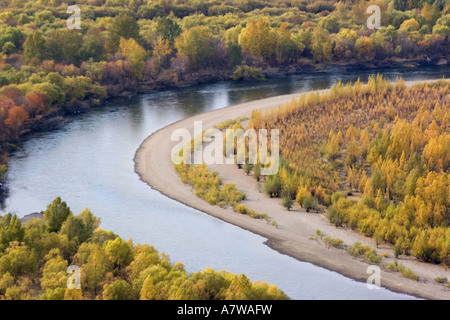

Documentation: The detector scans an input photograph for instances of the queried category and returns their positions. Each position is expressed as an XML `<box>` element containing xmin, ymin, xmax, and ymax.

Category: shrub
<box><xmin>326</xmin><ymin>206</ymin><xmax>345</xmax><ymax>226</ymax></box>
<box><xmin>400</xmin><ymin>267</ymin><xmax>419</xmax><ymax>281</ymax></box>
<box><xmin>218</xmin><ymin>183</ymin><xmax>245</xmax><ymax>207</ymax></box>
<box><xmin>282</xmin><ymin>195</ymin><xmax>294</xmax><ymax>211</ymax></box>
<box><xmin>302</xmin><ymin>197</ymin><xmax>319</xmax><ymax>212</ymax></box>
<box><xmin>296</xmin><ymin>187</ymin><xmax>311</xmax><ymax>205</ymax></box>
<box><xmin>231</xmin><ymin>65</ymin><xmax>265</xmax><ymax>81</ymax></box>
<box><xmin>386</xmin><ymin>260</ymin><xmax>419</xmax><ymax>281</ymax></box>
<box><xmin>265</xmin><ymin>174</ymin><xmax>282</xmax><ymax>198</ymax></box>
<box><xmin>348</xmin><ymin>242</ymin><xmax>369</xmax><ymax>256</ymax></box>
<box><xmin>315</xmin><ymin>230</ymin><xmax>324</xmax><ymax>239</ymax></box>
<box><xmin>323</xmin><ymin>236</ymin><xmax>344</xmax><ymax>249</ymax></box>
<box><xmin>393</xmin><ymin>244</ymin><xmax>402</xmax><ymax>258</ymax></box>
<box><xmin>235</xmin><ymin>204</ymin><xmax>247</xmax><ymax>214</ymax></box>
<box><xmin>365</xmin><ymin>251</ymin><xmax>381</xmax><ymax>263</ymax></box>
<box><xmin>434</xmin><ymin>277</ymin><xmax>448</xmax><ymax>284</ymax></box>
<box><xmin>249</xmin><ymin>211</ymin><xmax>268</xmax><ymax>219</ymax></box>
<box><xmin>234</xmin><ymin>204</ymin><xmax>267</xmax><ymax>220</ymax></box>
<box><xmin>348</xmin><ymin>242</ymin><xmax>381</xmax><ymax>263</ymax></box>
<box><xmin>103</xmin><ymin>280</ymin><xmax>133</xmax><ymax>300</ymax></box>
<box><xmin>203</xmin><ymin>186</ymin><xmax>219</xmax><ymax>205</ymax></box>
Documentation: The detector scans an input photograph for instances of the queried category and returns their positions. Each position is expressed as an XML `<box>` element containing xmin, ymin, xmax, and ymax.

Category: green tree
<box><xmin>126</xmin><ymin>244</ymin><xmax>160</xmax><ymax>281</ymax></box>
<box><xmin>104</xmin><ymin>237</ymin><xmax>133</xmax><ymax>270</ymax></box>
<box><xmin>346</xmin><ymin>138</ymin><xmax>361</xmax><ymax>164</ymax></box>
<box><xmin>140</xmin><ymin>274</ymin><xmax>158</xmax><ymax>300</ymax></box>
<box><xmin>151</xmin><ymin>36</ymin><xmax>172</xmax><ymax>74</ymax></box>
<box><xmin>311</xmin><ymin>27</ymin><xmax>332</xmax><ymax>63</ymax></box>
<box><xmin>34</xmin><ymin>10</ymin><xmax>54</xmax><ymax>26</ymax></box>
<box><xmin>223</xmin><ymin>274</ymin><xmax>251</xmax><ymax>299</ymax></box>
<box><xmin>75</xmin><ymin>243</ymin><xmax>109</xmax><ymax>296</ymax></box>
<box><xmin>399</xmin><ymin>18</ymin><xmax>420</xmax><ymax>31</ymax></box>
<box><xmin>393</xmin><ymin>0</ymin><xmax>407</xmax><ymax>10</ymax></box>
<box><xmin>223</xmin><ymin>25</ymin><xmax>243</xmax><ymax>66</ymax></box>
<box><xmin>0</xmin><ymin>272</ymin><xmax>14</xmax><ymax>297</ymax></box>
<box><xmin>81</xmin><ymin>27</ymin><xmax>107</xmax><ymax>62</ymax></box>
<box><xmin>265</xmin><ymin>174</ymin><xmax>282</xmax><ymax>198</ymax></box>
<box><xmin>106</xmin><ymin>13</ymin><xmax>140</xmax><ymax>53</ymax></box>
<box><xmin>119</xmin><ymin>37</ymin><xmax>147</xmax><ymax>79</ymax></box>
<box><xmin>0</xmin><ymin>213</ymin><xmax>24</xmax><ymax>252</ymax></box>
<box><xmin>175</xmin><ymin>26</ymin><xmax>215</xmax><ymax>69</ymax></box>
<box><xmin>190</xmin><ymin>268</ymin><xmax>228</xmax><ymax>300</ymax></box>
<box><xmin>40</xmin><ymin>249</ymin><xmax>68</xmax><ymax>294</ymax></box>
<box><xmin>103</xmin><ymin>279</ymin><xmax>133</xmax><ymax>300</ymax></box>
<box><xmin>0</xmin><ymin>27</ymin><xmax>23</xmax><ymax>50</ymax></box>
<box><xmin>370</xmin><ymin>168</ymin><xmax>386</xmax><ymax>195</ymax></box>
<box><xmin>60</xmin><ymin>211</ymin><xmax>97</xmax><ymax>244</ymax></box>
<box><xmin>354</xmin><ymin>36</ymin><xmax>374</xmax><ymax>61</ymax></box>
<box><xmin>0</xmin><ymin>241</ymin><xmax>36</xmax><ymax>278</ymax></box>
<box><xmin>275</xmin><ymin>23</ymin><xmax>302</xmax><ymax>65</ymax></box>
<box><xmin>43</xmin><ymin>197</ymin><xmax>72</xmax><ymax>233</ymax></box>
<box><xmin>79</xmin><ymin>208</ymin><xmax>101</xmax><ymax>239</ymax></box>
<box><xmin>238</xmin><ymin>17</ymin><xmax>276</xmax><ymax>63</ymax></box>
<box><xmin>319</xmin><ymin>15</ymin><xmax>340</xmax><ymax>33</ymax></box>
<box><xmin>326</xmin><ymin>131</ymin><xmax>342</xmax><ymax>160</ymax></box>
<box><xmin>23</xmin><ymin>31</ymin><xmax>46</xmax><ymax>65</ymax></box>
<box><xmin>282</xmin><ymin>195</ymin><xmax>294</xmax><ymax>211</ymax></box>
<box><xmin>155</xmin><ymin>17</ymin><xmax>181</xmax><ymax>47</ymax></box>
<box><xmin>45</xmin><ymin>29</ymin><xmax>83</xmax><ymax>65</ymax></box>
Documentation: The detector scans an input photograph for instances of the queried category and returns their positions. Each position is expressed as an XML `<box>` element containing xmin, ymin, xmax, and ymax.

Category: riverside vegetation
<box><xmin>312</xmin><ymin>229</ymin><xmax>421</xmax><ymax>281</ymax></box>
<box><xmin>173</xmin><ymin>77</ymin><xmax>450</xmax><ymax>268</ymax></box>
<box><xmin>1</xmin><ymin>0</ymin><xmax>450</xmax><ymax>199</ymax></box>
<box><xmin>174</xmin><ymin>127</ymin><xmax>275</xmax><ymax>224</ymax></box>
<box><xmin>243</xmin><ymin>76</ymin><xmax>449</xmax><ymax>267</ymax></box>
<box><xmin>0</xmin><ymin>197</ymin><xmax>289</xmax><ymax>300</ymax></box>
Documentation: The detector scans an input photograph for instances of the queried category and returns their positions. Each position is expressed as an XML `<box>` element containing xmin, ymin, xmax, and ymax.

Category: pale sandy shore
<box><xmin>134</xmin><ymin>80</ymin><xmax>450</xmax><ymax>300</ymax></box>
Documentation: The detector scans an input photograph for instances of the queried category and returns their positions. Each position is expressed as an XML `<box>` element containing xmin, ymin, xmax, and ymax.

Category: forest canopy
<box><xmin>0</xmin><ymin>197</ymin><xmax>289</xmax><ymax>300</ymax></box>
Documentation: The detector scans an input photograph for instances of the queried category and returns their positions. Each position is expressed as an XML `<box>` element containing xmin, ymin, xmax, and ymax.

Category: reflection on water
<box><xmin>3</xmin><ymin>66</ymin><xmax>450</xmax><ymax>299</ymax></box>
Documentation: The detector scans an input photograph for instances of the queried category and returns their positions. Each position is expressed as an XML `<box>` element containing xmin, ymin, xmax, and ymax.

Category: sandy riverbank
<box><xmin>134</xmin><ymin>80</ymin><xmax>450</xmax><ymax>300</ymax></box>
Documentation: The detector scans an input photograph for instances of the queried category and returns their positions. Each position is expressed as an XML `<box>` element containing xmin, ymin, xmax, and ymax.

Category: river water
<box><xmin>3</xmin><ymin>66</ymin><xmax>450</xmax><ymax>299</ymax></box>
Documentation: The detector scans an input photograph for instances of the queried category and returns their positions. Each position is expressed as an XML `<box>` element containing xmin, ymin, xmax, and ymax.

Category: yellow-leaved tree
<box><xmin>238</xmin><ymin>17</ymin><xmax>276</xmax><ymax>63</ymax></box>
<box><xmin>119</xmin><ymin>38</ymin><xmax>147</xmax><ymax>80</ymax></box>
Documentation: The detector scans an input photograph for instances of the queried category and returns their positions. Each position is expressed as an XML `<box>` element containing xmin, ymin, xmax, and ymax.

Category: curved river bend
<box><xmin>3</xmin><ymin>66</ymin><xmax>450</xmax><ymax>299</ymax></box>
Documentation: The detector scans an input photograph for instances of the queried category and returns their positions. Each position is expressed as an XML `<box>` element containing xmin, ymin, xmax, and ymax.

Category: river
<box><xmin>3</xmin><ymin>66</ymin><xmax>450</xmax><ymax>299</ymax></box>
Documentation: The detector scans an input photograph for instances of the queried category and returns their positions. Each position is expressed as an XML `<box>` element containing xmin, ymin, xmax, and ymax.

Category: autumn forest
<box><xmin>248</xmin><ymin>77</ymin><xmax>449</xmax><ymax>265</ymax></box>
<box><xmin>0</xmin><ymin>0</ymin><xmax>449</xmax><ymax>301</ymax></box>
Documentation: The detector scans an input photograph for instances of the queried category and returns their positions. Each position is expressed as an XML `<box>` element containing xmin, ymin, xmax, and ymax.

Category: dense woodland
<box><xmin>0</xmin><ymin>197</ymin><xmax>289</xmax><ymax>300</ymax></box>
<box><xmin>247</xmin><ymin>77</ymin><xmax>449</xmax><ymax>266</ymax></box>
<box><xmin>1</xmin><ymin>0</ymin><xmax>450</xmax><ymax>199</ymax></box>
